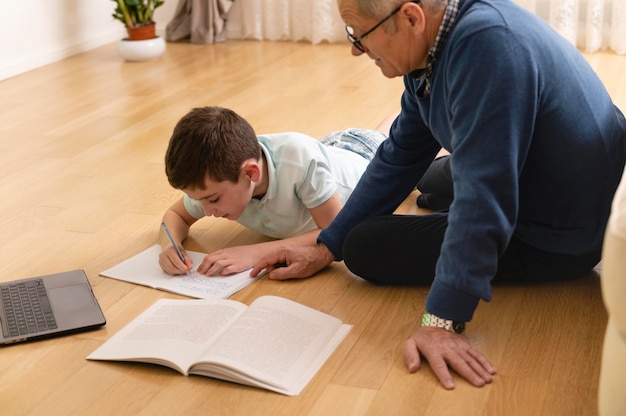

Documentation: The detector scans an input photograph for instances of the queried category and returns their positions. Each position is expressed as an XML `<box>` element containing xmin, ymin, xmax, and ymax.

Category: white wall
<box><xmin>0</xmin><ymin>0</ymin><xmax>177</xmax><ymax>81</ymax></box>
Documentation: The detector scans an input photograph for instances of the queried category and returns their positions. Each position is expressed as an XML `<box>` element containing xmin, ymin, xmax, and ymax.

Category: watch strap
<box><xmin>421</xmin><ymin>312</ymin><xmax>465</xmax><ymax>334</ymax></box>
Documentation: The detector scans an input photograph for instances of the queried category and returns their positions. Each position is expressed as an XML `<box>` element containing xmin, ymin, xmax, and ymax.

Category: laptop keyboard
<box><xmin>1</xmin><ymin>279</ymin><xmax>57</xmax><ymax>337</ymax></box>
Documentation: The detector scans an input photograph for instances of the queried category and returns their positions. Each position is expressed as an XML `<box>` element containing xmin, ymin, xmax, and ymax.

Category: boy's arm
<box><xmin>197</xmin><ymin>192</ymin><xmax>343</xmax><ymax>276</ymax></box>
<box><xmin>308</xmin><ymin>191</ymin><xmax>343</xmax><ymax>229</ymax></box>
<box><xmin>198</xmin><ymin>229</ymin><xmax>322</xmax><ymax>276</ymax></box>
<box><xmin>159</xmin><ymin>197</ymin><xmax>199</xmax><ymax>275</ymax></box>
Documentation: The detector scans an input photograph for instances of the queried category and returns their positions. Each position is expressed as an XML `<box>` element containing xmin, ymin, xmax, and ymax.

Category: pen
<box><xmin>161</xmin><ymin>222</ymin><xmax>192</xmax><ymax>277</ymax></box>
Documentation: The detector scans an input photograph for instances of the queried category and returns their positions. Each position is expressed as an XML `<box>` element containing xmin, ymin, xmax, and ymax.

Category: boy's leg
<box><xmin>342</xmin><ymin>213</ymin><xmax>448</xmax><ymax>285</ymax></box>
<box><xmin>375</xmin><ymin>112</ymin><xmax>398</xmax><ymax>134</ymax></box>
<box><xmin>320</xmin><ymin>128</ymin><xmax>387</xmax><ymax>161</ymax></box>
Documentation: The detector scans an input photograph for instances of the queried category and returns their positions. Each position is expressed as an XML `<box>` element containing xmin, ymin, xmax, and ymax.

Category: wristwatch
<box><xmin>421</xmin><ymin>312</ymin><xmax>466</xmax><ymax>334</ymax></box>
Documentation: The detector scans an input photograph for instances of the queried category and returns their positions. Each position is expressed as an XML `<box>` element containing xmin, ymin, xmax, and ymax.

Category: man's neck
<box><xmin>424</xmin><ymin>8</ymin><xmax>446</xmax><ymax>50</ymax></box>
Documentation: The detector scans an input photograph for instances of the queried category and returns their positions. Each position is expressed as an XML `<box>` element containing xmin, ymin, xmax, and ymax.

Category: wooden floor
<box><xmin>0</xmin><ymin>39</ymin><xmax>624</xmax><ymax>416</ymax></box>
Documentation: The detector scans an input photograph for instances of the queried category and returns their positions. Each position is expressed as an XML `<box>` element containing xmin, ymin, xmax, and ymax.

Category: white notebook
<box><xmin>100</xmin><ymin>245</ymin><xmax>263</xmax><ymax>299</ymax></box>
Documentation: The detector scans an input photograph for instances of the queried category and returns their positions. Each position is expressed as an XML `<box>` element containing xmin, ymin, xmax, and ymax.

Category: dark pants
<box><xmin>416</xmin><ymin>155</ymin><xmax>454</xmax><ymax>211</ymax></box>
<box><xmin>342</xmin><ymin>213</ymin><xmax>601</xmax><ymax>287</ymax></box>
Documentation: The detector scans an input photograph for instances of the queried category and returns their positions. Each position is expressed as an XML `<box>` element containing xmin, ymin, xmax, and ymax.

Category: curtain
<box><xmin>232</xmin><ymin>0</ymin><xmax>345</xmax><ymax>43</ymax></box>
<box><xmin>228</xmin><ymin>0</ymin><xmax>625</xmax><ymax>54</ymax></box>
<box><xmin>166</xmin><ymin>0</ymin><xmax>234</xmax><ymax>43</ymax></box>
<box><xmin>514</xmin><ymin>0</ymin><xmax>626</xmax><ymax>54</ymax></box>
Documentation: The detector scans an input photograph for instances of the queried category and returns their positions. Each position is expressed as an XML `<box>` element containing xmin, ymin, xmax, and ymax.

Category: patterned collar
<box><xmin>409</xmin><ymin>0</ymin><xmax>460</xmax><ymax>96</ymax></box>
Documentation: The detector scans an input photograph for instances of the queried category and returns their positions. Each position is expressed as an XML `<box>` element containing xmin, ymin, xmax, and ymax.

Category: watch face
<box><xmin>453</xmin><ymin>322</ymin><xmax>466</xmax><ymax>334</ymax></box>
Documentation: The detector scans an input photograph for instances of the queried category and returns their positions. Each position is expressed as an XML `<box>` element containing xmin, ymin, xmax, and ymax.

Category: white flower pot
<box><xmin>117</xmin><ymin>36</ymin><xmax>166</xmax><ymax>62</ymax></box>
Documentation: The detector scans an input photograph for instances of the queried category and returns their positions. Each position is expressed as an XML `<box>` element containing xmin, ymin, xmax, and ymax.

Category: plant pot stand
<box><xmin>117</xmin><ymin>36</ymin><xmax>166</xmax><ymax>61</ymax></box>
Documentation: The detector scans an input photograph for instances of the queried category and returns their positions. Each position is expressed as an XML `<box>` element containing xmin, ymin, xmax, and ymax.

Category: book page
<box><xmin>192</xmin><ymin>296</ymin><xmax>351</xmax><ymax>395</ymax></box>
<box><xmin>87</xmin><ymin>298</ymin><xmax>247</xmax><ymax>374</ymax></box>
<box><xmin>100</xmin><ymin>245</ymin><xmax>262</xmax><ymax>299</ymax></box>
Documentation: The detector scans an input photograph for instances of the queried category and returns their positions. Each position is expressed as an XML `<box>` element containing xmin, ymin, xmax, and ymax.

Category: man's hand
<box><xmin>403</xmin><ymin>326</ymin><xmax>496</xmax><ymax>389</ymax></box>
<box><xmin>250</xmin><ymin>243</ymin><xmax>335</xmax><ymax>280</ymax></box>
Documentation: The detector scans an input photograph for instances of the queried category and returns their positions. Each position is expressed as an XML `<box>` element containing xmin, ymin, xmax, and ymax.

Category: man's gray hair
<box><xmin>356</xmin><ymin>0</ymin><xmax>448</xmax><ymax>21</ymax></box>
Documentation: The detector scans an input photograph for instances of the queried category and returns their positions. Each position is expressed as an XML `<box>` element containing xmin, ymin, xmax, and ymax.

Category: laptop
<box><xmin>0</xmin><ymin>270</ymin><xmax>106</xmax><ymax>345</ymax></box>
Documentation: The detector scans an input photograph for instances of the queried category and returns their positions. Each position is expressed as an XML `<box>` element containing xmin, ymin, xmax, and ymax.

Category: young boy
<box><xmin>159</xmin><ymin>106</ymin><xmax>387</xmax><ymax>276</ymax></box>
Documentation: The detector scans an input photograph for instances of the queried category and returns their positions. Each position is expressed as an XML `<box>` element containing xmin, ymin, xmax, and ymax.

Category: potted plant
<box><xmin>112</xmin><ymin>0</ymin><xmax>167</xmax><ymax>61</ymax></box>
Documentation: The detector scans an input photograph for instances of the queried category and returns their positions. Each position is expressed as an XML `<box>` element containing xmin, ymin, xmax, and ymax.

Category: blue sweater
<box><xmin>318</xmin><ymin>0</ymin><xmax>626</xmax><ymax>322</ymax></box>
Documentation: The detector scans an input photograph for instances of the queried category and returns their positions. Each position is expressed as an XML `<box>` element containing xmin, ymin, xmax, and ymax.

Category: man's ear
<box><xmin>404</xmin><ymin>1</ymin><xmax>425</xmax><ymax>31</ymax></box>
<box><xmin>241</xmin><ymin>159</ymin><xmax>261</xmax><ymax>182</ymax></box>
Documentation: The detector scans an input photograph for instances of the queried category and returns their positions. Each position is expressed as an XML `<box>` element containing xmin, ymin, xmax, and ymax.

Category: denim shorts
<box><xmin>320</xmin><ymin>128</ymin><xmax>387</xmax><ymax>161</ymax></box>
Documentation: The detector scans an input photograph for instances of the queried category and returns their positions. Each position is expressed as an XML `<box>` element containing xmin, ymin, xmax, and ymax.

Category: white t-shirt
<box><xmin>184</xmin><ymin>132</ymin><xmax>372</xmax><ymax>238</ymax></box>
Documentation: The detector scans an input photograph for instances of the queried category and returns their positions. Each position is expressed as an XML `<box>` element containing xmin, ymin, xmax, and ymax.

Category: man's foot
<box><xmin>416</xmin><ymin>193</ymin><xmax>452</xmax><ymax>212</ymax></box>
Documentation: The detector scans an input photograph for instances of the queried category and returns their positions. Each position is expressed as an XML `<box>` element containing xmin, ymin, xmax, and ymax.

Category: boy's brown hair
<box><xmin>165</xmin><ymin>106</ymin><xmax>261</xmax><ymax>190</ymax></box>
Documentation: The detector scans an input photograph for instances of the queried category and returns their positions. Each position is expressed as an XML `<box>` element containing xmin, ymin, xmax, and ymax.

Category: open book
<box><xmin>87</xmin><ymin>296</ymin><xmax>351</xmax><ymax>396</ymax></box>
<box><xmin>100</xmin><ymin>245</ymin><xmax>262</xmax><ymax>299</ymax></box>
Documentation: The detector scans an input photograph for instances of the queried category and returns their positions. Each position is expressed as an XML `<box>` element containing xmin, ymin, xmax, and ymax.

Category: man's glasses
<box><xmin>345</xmin><ymin>1</ymin><xmax>420</xmax><ymax>53</ymax></box>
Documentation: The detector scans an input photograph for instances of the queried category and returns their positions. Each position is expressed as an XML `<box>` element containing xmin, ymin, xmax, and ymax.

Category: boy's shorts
<box><xmin>320</xmin><ymin>128</ymin><xmax>387</xmax><ymax>161</ymax></box>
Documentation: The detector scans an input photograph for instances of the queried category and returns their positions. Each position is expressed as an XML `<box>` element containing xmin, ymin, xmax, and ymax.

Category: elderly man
<box><xmin>252</xmin><ymin>0</ymin><xmax>626</xmax><ymax>389</ymax></box>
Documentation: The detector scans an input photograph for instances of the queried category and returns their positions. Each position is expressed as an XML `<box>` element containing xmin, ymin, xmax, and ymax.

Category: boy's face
<box><xmin>183</xmin><ymin>170</ymin><xmax>256</xmax><ymax>221</ymax></box>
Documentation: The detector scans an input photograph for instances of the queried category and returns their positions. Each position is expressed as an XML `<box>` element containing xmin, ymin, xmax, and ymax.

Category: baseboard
<box><xmin>0</xmin><ymin>29</ymin><xmax>127</xmax><ymax>82</ymax></box>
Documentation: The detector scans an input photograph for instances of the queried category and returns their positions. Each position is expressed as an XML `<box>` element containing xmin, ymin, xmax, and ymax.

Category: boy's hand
<box><xmin>198</xmin><ymin>246</ymin><xmax>261</xmax><ymax>276</ymax></box>
<box><xmin>159</xmin><ymin>246</ymin><xmax>193</xmax><ymax>276</ymax></box>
